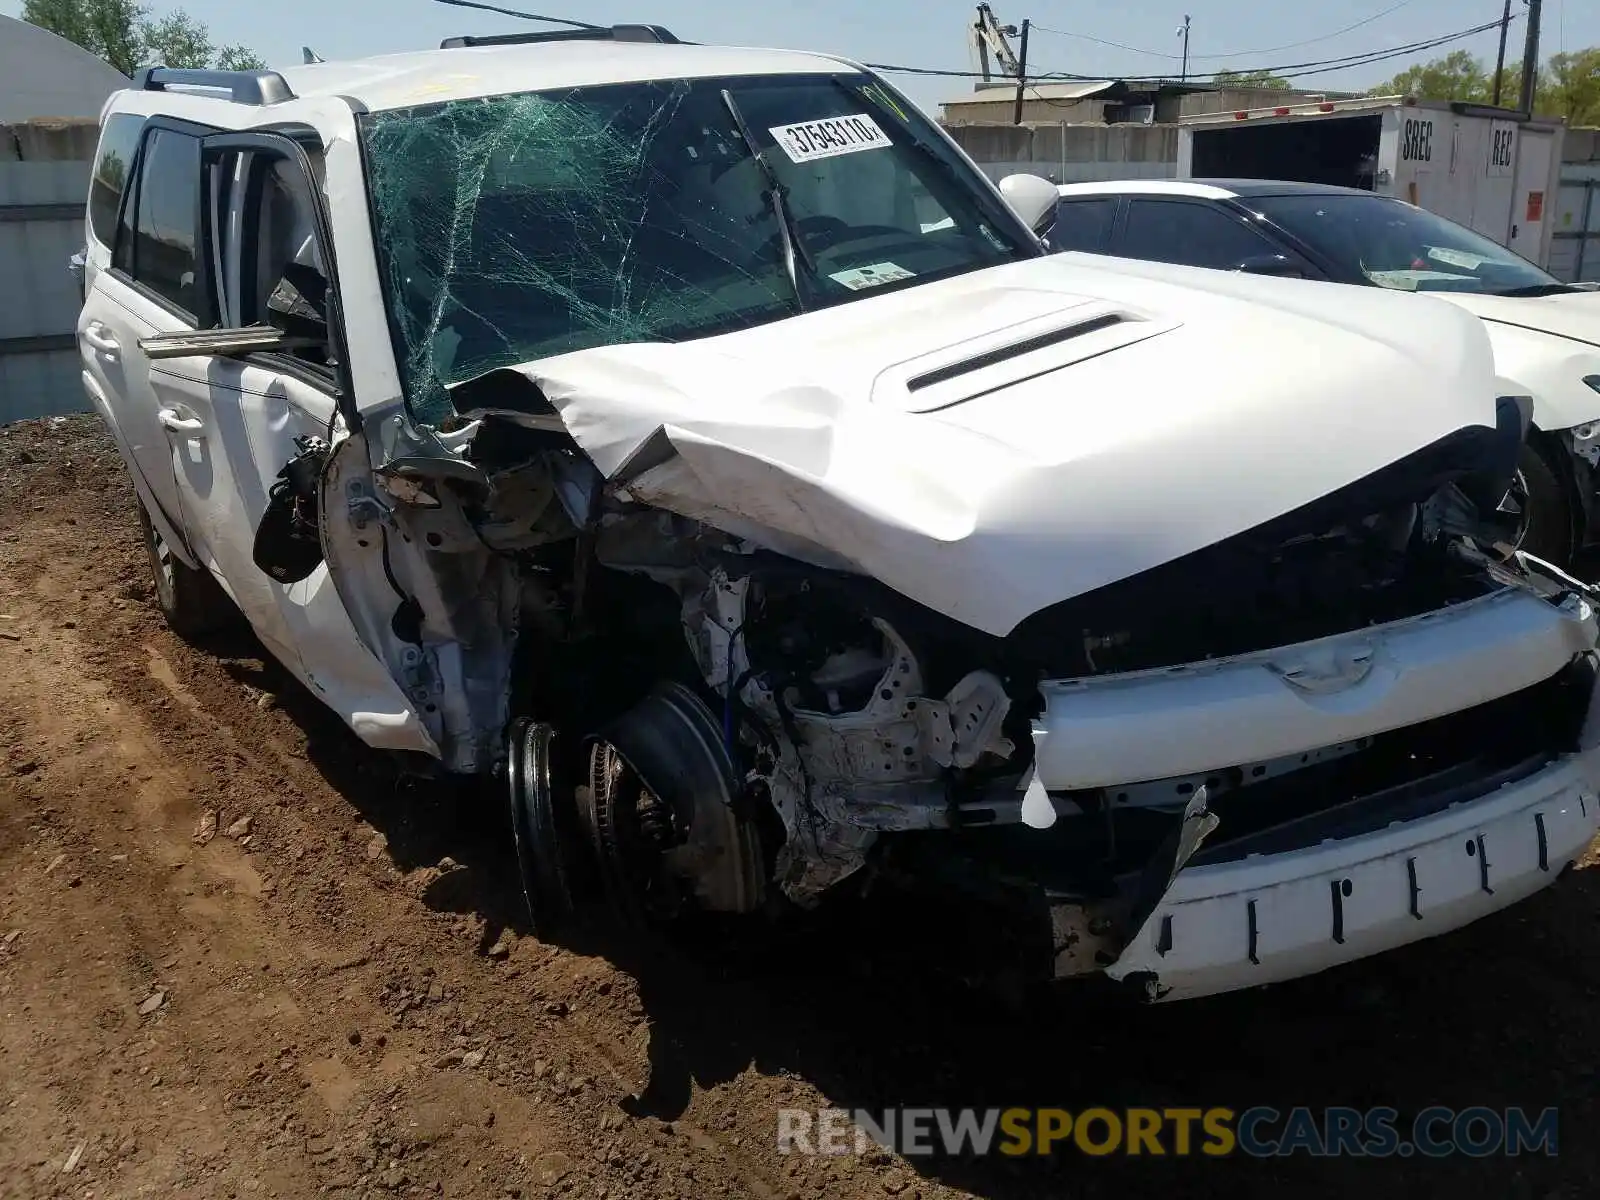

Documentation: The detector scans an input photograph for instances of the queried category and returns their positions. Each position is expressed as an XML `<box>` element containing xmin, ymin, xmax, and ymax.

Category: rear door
<box><xmin>78</xmin><ymin>116</ymin><xmax>210</xmax><ymax>562</ymax></box>
<box><xmin>1110</xmin><ymin>197</ymin><xmax>1296</xmax><ymax>270</ymax></box>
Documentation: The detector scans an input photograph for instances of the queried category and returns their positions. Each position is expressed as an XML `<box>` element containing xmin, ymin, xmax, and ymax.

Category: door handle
<box><xmin>158</xmin><ymin>408</ymin><xmax>206</xmax><ymax>436</ymax></box>
<box><xmin>83</xmin><ymin>324</ymin><xmax>120</xmax><ymax>357</ymax></box>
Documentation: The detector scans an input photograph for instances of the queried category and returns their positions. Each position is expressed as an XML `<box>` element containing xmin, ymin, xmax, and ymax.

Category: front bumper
<box><xmin>1096</xmin><ymin>746</ymin><xmax>1600</xmax><ymax>1001</ymax></box>
<box><xmin>1031</xmin><ymin>586</ymin><xmax>1598</xmax><ymax>792</ymax></box>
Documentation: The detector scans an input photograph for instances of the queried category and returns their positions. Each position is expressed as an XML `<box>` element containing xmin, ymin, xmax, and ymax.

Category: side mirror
<box><xmin>1235</xmin><ymin>254</ymin><xmax>1305</xmax><ymax>279</ymax></box>
<box><xmin>68</xmin><ymin>248</ymin><xmax>86</xmax><ymax>301</ymax></box>
<box><xmin>998</xmin><ymin>173</ymin><xmax>1060</xmax><ymax>235</ymax></box>
<box><xmin>266</xmin><ymin>262</ymin><xmax>330</xmax><ymax>341</ymax></box>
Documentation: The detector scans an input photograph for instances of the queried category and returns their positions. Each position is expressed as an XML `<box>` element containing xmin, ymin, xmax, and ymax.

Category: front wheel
<box><xmin>1501</xmin><ymin>443</ymin><xmax>1575</xmax><ymax>569</ymax></box>
<box><xmin>136</xmin><ymin>500</ymin><xmax>234</xmax><ymax>639</ymax></box>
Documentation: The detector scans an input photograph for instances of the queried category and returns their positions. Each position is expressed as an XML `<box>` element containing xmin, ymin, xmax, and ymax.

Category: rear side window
<box><xmin>1049</xmin><ymin>198</ymin><xmax>1117</xmax><ymax>252</ymax></box>
<box><xmin>88</xmin><ymin>113</ymin><xmax>145</xmax><ymax>247</ymax></box>
<box><xmin>1120</xmin><ymin>198</ymin><xmax>1276</xmax><ymax>269</ymax></box>
<box><xmin>122</xmin><ymin>128</ymin><xmax>202</xmax><ymax>315</ymax></box>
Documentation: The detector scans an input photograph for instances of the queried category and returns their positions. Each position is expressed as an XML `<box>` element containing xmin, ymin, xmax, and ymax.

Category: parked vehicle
<box><xmin>1048</xmin><ymin>179</ymin><xmax>1600</xmax><ymax>568</ymax></box>
<box><xmin>1176</xmin><ymin>95</ymin><xmax>1564</xmax><ymax>269</ymax></box>
<box><xmin>74</xmin><ymin>28</ymin><xmax>1600</xmax><ymax>1002</ymax></box>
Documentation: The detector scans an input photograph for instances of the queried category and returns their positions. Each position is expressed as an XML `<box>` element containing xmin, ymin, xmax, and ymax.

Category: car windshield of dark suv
<box><xmin>360</xmin><ymin>72</ymin><xmax>1034</xmax><ymax>421</ymax></box>
<box><xmin>1251</xmin><ymin>192</ymin><xmax>1560</xmax><ymax>297</ymax></box>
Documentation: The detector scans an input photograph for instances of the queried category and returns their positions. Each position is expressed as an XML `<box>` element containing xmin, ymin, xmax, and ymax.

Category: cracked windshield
<box><xmin>361</xmin><ymin>73</ymin><xmax>1029</xmax><ymax>421</ymax></box>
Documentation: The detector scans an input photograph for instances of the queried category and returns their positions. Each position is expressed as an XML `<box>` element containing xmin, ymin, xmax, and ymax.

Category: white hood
<box><xmin>1429</xmin><ymin>289</ymin><xmax>1600</xmax><ymax>431</ymax></box>
<box><xmin>509</xmin><ymin>254</ymin><xmax>1501</xmax><ymax>636</ymax></box>
<box><xmin>1431</xmin><ymin>288</ymin><xmax>1600</xmax><ymax>348</ymax></box>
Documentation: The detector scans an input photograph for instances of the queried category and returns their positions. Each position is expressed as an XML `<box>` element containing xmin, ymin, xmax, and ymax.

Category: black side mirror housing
<box><xmin>266</xmin><ymin>262</ymin><xmax>331</xmax><ymax>340</ymax></box>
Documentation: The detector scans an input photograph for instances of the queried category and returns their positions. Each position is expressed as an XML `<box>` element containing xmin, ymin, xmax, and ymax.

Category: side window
<box><xmin>88</xmin><ymin>113</ymin><xmax>145</xmax><ymax>248</ymax></box>
<box><xmin>222</xmin><ymin>150</ymin><xmax>336</xmax><ymax>377</ymax></box>
<box><xmin>1120</xmin><ymin>199</ymin><xmax>1276</xmax><ymax>270</ymax></box>
<box><xmin>1048</xmin><ymin>198</ymin><xmax>1117</xmax><ymax>253</ymax></box>
<box><xmin>123</xmin><ymin>129</ymin><xmax>202</xmax><ymax>315</ymax></box>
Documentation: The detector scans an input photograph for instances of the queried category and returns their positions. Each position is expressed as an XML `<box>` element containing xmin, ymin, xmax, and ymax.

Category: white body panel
<box><xmin>519</xmin><ymin>252</ymin><xmax>1498</xmax><ymax>637</ymax></box>
<box><xmin>1031</xmin><ymin>587</ymin><xmax>1598</xmax><ymax>791</ymax></box>
<box><xmin>1432</xmin><ymin>289</ymin><xmax>1600</xmax><ymax>431</ymax></box>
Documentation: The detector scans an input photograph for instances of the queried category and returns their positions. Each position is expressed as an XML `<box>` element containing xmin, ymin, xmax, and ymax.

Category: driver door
<box><xmin>145</xmin><ymin>130</ymin><xmax>432</xmax><ymax>751</ymax></box>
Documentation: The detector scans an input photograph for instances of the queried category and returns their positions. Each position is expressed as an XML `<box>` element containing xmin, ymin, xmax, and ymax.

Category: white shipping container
<box><xmin>1176</xmin><ymin>97</ymin><xmax>1566</xmax><ymax>268</ymax></box>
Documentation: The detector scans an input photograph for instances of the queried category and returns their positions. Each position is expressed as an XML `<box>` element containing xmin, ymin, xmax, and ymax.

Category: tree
<box><xmin>1212</xmin><ymin>69</ymin><xmax>1290</xmax><ymax>90</ymax></box>
<box><xmin>1366</xmin><ymin>44</ymin><xmax>1599</xmax><ymax>119</ymax></box>
<box><xmin>22</xmin><ymin>0</ymin><xmax>267</xmax><ymax>76</ymax></box>
<box><xmin>139</xmin><ymin>8</ymin><xmax>211</xmax><ymax>69</ymax></box>
<box><xmin>1369</xmin><ymin>49</ymin><xmax>1492</xmax><ymax>102</ymax></box>
<box><xmin>216</xmin><ymin>45</ymin><xmax>268</xmax><ymax>72</ymax></box>
<box><xmin>1542</xmin><ymin>48</ymin><xmax>1600</xmax><ymax>126</ymax></box>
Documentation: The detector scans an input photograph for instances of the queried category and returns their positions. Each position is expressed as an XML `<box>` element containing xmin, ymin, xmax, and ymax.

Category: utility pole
<box><xmin>1012</xmin><ymin>18</ymin><xmax>1031</xmax><ymax>125</ymax></box>
<box><xmin>1518</xmin><ymin>0</ymin><xmax>1542</xmax><ymax>116</ymax></box>
<box><xmin>1491</xmin><ymin>0</ymin><xmax>1513</xmax><ymax>106</ymax></box>
<box><xmin>1176</xmin><ymin>14</ymin><xmax>1191</xmax><ymax>82</ymax></box>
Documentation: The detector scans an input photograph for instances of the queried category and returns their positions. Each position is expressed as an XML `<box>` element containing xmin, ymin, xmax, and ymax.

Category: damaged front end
<box><xmin>314</xmin><ymin>351</ymin><xmax>1600</xmax><ymax>1002</ymax></box>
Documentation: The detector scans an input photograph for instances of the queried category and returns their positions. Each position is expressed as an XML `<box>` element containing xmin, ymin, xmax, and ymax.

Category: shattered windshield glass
<box><xmin>360</xmin><ymin>72</ymin><xmax>1034</xmax><ymax>422</ymax></box>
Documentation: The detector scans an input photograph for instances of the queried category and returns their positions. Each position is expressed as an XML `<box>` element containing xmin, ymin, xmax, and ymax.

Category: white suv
<box><xmin>77</xmin><ymin>25</ymin><xmax>1600</xmax><ymax>1001</ymax></box>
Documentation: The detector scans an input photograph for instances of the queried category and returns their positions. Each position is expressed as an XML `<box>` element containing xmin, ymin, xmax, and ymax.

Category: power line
<box><xmin>865</xmin><ymin>14</ymin><xmax>1513</xmax><ymax>83</ymax></box>
<box><xmin>1030</xmin><ymin>2</ymin><xmax>1416</xmax><ymax>63</ymax></box>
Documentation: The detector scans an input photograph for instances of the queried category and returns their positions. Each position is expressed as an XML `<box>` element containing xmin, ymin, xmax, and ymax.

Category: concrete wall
<box><xmin>0</xmin><ymin>120</ymin><xmax>96</xmax><ymax>424</ymax></box>
<box><xmin>946</xmin><ymin>122</ymin><xmax>1178</xmax><ymax>183</ymax></box>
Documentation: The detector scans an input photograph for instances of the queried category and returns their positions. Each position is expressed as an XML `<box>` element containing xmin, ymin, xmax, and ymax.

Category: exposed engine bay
<box><xmin>304</xmin><ymin>365</ymin><xmax>1600</xmax><ymax>994</ymax></box>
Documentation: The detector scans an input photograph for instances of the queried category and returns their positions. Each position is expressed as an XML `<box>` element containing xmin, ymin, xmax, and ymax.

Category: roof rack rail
<box><xmin>440</xmin><ymin>24</ymin><xmax>679</xmax><ymax>49</ymax></box>
<box><xmin>132</xmin><ymin>66</ymin><xmax>296</xmax><ymax>105</ymax></box>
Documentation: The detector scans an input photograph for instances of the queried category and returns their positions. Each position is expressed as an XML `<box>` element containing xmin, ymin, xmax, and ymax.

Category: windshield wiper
<box><xmin>1487</xmin><ymin>283</ymin><xmax>1581</xmax><ymax>298</ymax></box>
<box><xmin>719</xmin><ymin>88</ymin><xmax>814</xmax><ymax>312</ymax></box>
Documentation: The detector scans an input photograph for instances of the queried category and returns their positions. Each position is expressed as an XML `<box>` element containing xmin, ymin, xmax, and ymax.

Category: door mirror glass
<box><xmin>1235</xmin><ymin>253</ymin><xmax>1305</xmax><ymax>278</ymax></box>
<box><xmin>997</xmin><ymin>173</ymin><xmax>1060</xmax><ymax>235</ymax></box>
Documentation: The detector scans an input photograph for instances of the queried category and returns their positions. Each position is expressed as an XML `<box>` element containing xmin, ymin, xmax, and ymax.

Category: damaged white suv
<box><xmin>78</xmin><ymin>25</ymin><xmax>1600</xmax><ymax>1001</ymax></box>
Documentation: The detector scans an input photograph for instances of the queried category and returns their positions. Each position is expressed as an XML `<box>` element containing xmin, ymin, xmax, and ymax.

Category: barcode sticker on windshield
<box><xmin>769</xmin><ymin>114</ymin><xmax>893</xmax><ymax>164</ymax></box>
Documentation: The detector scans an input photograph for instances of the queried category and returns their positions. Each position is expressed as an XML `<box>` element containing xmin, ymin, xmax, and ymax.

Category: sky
<box><xmin>2</xmin><ymin>0</ymin><xmax>1596</xmax><ymax>115</ymax></box>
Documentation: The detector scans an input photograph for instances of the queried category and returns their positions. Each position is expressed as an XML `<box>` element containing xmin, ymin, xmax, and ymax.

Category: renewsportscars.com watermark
<box><xmin>777</xmin><ymin>1106</ymin><xmax>1559</xmax><ymax>1159</ymax></box>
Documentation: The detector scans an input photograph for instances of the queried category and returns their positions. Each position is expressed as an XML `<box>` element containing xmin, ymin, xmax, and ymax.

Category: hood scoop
<box><xmin>874</xmin><ymin>303</ymin><xmax>1177</xmax><ymax>414</ymax></box>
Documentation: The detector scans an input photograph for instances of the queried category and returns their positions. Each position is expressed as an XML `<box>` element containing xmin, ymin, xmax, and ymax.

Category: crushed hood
<box><xmin>496</xmin><ymin>254</ymin><xmax>1501</xmax><ymax>637</ymax></box>
<box><xmin>1431</xmin><ymin>288</ymin><xmax>1600</xmax><ymax>348</ymax></box>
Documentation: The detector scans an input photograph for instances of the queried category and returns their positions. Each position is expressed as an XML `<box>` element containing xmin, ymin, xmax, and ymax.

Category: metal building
<box><xmin>1</xmin><ymin>14</ymin><xmax>127</xmax><ymax>423</ymax></box>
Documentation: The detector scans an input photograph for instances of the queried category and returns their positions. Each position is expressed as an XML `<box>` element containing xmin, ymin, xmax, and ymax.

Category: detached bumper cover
<box><xmin>1097</xmin><ymin>747</ymin><xmax>1600</xmax><ymax>1001</ymax></box>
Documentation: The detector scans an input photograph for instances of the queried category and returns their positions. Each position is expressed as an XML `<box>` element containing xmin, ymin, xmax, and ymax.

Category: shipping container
<box><xmin>1177</xmin><ymin>97</ymin><xmax>1565</xmax><ymax>268</ymax></box>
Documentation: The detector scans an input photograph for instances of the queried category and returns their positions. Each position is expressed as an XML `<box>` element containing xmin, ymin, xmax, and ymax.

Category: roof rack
<box><xmin>440</xmin><ymin>24</ymin><xmax>679</xmax><ymax>49</ymax></box>
<box><xmin>132</xmin><ymin>66</ymin><xmax>297</xmax><ymax>105</ymax></box>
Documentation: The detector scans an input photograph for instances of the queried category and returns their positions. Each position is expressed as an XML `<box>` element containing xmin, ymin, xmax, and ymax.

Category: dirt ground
<box><xmin>1</xmin><ymin>414</ymin><xmax>1597</xmax><ymax>1200</ymax></box>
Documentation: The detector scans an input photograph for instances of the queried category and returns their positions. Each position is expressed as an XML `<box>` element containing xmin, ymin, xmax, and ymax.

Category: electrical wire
<box><xmin>863</xmin><ymin>14</ymin><xmax>1514</xmax><ymax>83</ymax></box>
<box><xmin>1030</xmin><ymin>1</ymin><xmax>1417</xmax><ymax>64</ymax></box>
<box><xmin>426</xmin><ymin>0</ymin><xmax>1512</xmax><ymax>93</ymax></box>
